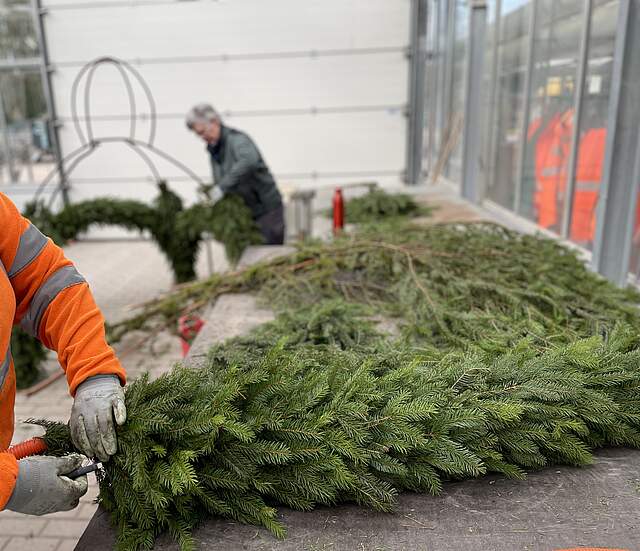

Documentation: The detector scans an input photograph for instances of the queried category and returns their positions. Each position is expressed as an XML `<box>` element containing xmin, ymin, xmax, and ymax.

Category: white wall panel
<box><xmin>40</xmin><ymin>0</ymin><xmax>411</xmax><ymax>237</ymax></box>
<box><xmin>53</xmin><ymin>53</ymin><xmax>407</xmax><ymax>117</ymax></box>
<box><xmin>45</xmin><ymin>0</ymin><xmax>409</xmax><ymax>63</ymax></box>
<box><xmin>58</xmin><ymin>110</ymin><xmax>405</xmax><ymax>186</ymax></box>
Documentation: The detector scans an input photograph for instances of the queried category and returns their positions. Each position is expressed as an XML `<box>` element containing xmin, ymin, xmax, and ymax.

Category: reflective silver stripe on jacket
<box><xmin>20</xmin><ymin>265</ymin><xmax>86</xmax><ymax>339</ymax></box>
<box><xmin>1</xmin><ymin>252</ymin><xmax>11</xmax><ymax>387</ymax></box>
<box><xmin>0</xmin><ymin>348</ymin><xmax>11</xmax><ymax>389</ymax></box>
<box><xmin>575</xmin><ymin>180</ymin><xmax>601</xmax><ymax>192</ymax></box>
<box><xmin>8</xmin><ymin>224</ymin><xmax>48</xmax><ymax>278</ymax></box>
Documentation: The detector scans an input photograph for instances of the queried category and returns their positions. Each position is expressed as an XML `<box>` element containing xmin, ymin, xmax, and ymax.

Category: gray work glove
<box><xmin>70</xmin><ymin>375</ymin><xmax>126</xmax><ymax>462</ymax></box>
<box><xmin>6</xmin><ymin>454</ymin><xmax>88</xmax><ymax>516</ymax></box>
<box><xmin>210</xmin><ymin>185</ymin><xmax>224</xmax><ymax>204</ymax></box>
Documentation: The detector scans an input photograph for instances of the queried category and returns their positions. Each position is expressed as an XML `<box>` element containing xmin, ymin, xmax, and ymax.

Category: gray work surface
<box><xmin>76</xmin><ymin>447</ymin><xmax>640</xmax><ymax>551</ymax></box>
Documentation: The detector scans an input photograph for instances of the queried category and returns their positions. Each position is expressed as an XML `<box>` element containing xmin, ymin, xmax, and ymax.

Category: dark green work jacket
<box><xmin>208</xmin><ymin>125</ymin><xmax>282</xmax><ymax>219</ymax></box>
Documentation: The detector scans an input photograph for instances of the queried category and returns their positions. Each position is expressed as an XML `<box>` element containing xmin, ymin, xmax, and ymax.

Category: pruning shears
<box><xmin>5</xmin><ymin>436</ymin><xmax>104</xmax><ymax>479</ymax></box>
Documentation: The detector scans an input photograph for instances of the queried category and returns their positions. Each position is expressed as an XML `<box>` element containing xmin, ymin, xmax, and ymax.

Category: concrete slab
<box><xmin>76</xmin><ymin>448</ymin><xmax>640</xmax><ymax>551</ymax></box>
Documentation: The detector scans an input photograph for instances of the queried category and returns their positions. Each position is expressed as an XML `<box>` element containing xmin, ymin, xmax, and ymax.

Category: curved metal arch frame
<box><xmin>39</xmin><ymin>56</ymin><xmax>208</xmax><ymax>208</ymax></box>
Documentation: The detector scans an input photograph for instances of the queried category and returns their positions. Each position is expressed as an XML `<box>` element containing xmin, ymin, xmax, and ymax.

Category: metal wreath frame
<box><xmin>34</xmin><ymin>56</ymin><xmax>210</xmax><ymax>207</ymax></box>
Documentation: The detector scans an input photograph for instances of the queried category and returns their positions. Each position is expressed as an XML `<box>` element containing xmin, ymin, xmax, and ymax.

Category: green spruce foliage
<box><xmin>24</xmin><ymin>182</ymin><xmax>262</xmax><ymax>283</ymax></box>
<box><xmin>27</xmin><ymin>209</ymin><xmax>640</xmax><ymax>549</ymax></box>
<box><xmin>326</xmin><ymin>189</ymin><xmax>430</xmax><ymax>224</ymax></box>
<box><xmin>36</xmin><ymin>320</ymin><xmax>640</xmax><ymax>551</ymax></box>
<box><xmin>111</xmin><ymin>222</ymin><xmax>640</xmax><ymax>352</ymax></box>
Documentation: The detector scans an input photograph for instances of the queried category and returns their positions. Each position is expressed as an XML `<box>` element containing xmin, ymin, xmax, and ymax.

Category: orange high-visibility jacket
<box><xmin>0</xmin><ymin>192</ymin><xmax>126</xmax><ymax>509</ymax></box>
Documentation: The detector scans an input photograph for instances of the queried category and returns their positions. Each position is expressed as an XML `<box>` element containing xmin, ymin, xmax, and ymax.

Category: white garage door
<box><xmin>40</xmin><ymin>0</ymin><xmax>411</xmax><ymax>217</ymax></box>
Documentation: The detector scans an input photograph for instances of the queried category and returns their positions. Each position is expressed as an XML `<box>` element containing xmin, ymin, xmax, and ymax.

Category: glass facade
<box><xmin>0</xmin><ymin>0</ymin><xmax>53</xmax><ymax>186</ymax></box>
<box><xmin>569</xmin><ymin>0</ymin><xmax>619</xmax><ymax>250</ymax></box>
<box><xmin>486</xmin><ymin>1</ymin><xmax>531</xmax><ymax>210</ymax></box>
<box><xmin>422</xmin><ymin>0</ymin><xmax>636</xmax><ymax>285</ymax></box>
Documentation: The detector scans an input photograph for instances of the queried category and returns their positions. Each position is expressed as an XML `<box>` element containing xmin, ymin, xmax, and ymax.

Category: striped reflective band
<box><xmin>20</xmin><ymin>265</ymin><xmax>85</xmax><ymax>339</ymax></box>
<box><xmin>575</xmin><ymin>181</ymin><xmax>600</xmax><ymax>192</ymax></box>
<box><xmin>540</xmin><ymin>167</ymin><xmax>563</xmax><ymax>177</ymax></box>
<box><xmin>0</xmin><ymin>348</ymin><xmax>11</xmax><ymax>389</ymax></box>
<box><xmin>8</xmin><ymin>224</ymin><xmax>48</xmax><ymax>279</ymax></box>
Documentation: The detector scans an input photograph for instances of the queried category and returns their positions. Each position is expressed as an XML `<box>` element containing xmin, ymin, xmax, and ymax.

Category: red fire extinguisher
<box><xmin>178</xmin><ymin>314</ymin><xmax>205</xmax><ymax>357</ymax></box>
<box><xmin>333</xmin><ymin>188</ymin><xmax>344</xmax><ymax>235</ymax></box>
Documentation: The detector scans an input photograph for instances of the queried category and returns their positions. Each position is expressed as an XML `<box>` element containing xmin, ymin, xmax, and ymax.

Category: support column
<box><xmin>406</xmin><ymin>0</ymin><xmax>428</xmax><ymax>186</ymax></box>
<box><xmin>461</xmin><ymin>0</ymin><xmax>487</xmax><ymax>203</ymax></box>
<box><xmin>592</xmin><ymin>0</ymin><xmax>640</xmax><ymax>286</ymax></box>
<box><xmin>31</xmin><ymin>0</ymin><xmax>69</xmax><ymax>205</ymax></box>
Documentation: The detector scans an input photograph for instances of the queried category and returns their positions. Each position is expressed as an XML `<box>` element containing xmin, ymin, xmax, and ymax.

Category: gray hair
<box><xmin>185</xmin><ymin>103</ymin><xmax>221</xmax><ymax>130</ymax></box>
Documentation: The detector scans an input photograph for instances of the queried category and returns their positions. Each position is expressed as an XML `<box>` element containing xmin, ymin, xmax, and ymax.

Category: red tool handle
<box><xmin>5</xmin><ymin>437</ymin><xmax>48</xmax><ymax>460</ymax></box>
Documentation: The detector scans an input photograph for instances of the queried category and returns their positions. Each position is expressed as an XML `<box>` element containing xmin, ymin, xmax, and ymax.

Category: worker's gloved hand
<box><xmin>210</xmin><ymin>185</ymin><xmax>224</xmax><ymax>204</ymax></box>
<box><xmin>5</xmin><ymin>454</ymin><xmax>88</xmax><ymax>516</ymax></box>
<box><xmin>70</xmin><ymin>375</ymin><xmax>126</xmax><ymax>462</ymax></box>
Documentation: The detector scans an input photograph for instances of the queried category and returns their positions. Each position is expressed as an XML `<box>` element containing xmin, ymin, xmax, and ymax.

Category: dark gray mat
<box><xmin>76</xmin><ymin>447</ymin><xmax>640</xmax><ymax>550</ymax></box>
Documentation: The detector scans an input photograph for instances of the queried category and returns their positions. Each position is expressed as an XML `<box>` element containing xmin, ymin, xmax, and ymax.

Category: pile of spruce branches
<box><xmin>37</xmin><ymin>316</ymin><xmax>640</xmax><ymax>550</ymax></box>
<box><xmin>326</xmin><ymin>188</ymin><xmax>430</xmax><ymax>224</ymax></box>
<box><xmin>110</xmin><ymin>220</ymin><xmax>640</xmax><ymax>353</ymax></box>
<box><xmin>30</xmin><ymin>211</ymin><xmax>640</xmax><ymax>550</ymax></box>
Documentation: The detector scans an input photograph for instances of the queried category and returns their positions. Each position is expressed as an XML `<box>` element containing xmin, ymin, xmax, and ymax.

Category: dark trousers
<box><xmin>255</xmin><ymin>205</ymin><xmax>285</xmax><ymax>245</ymax></box>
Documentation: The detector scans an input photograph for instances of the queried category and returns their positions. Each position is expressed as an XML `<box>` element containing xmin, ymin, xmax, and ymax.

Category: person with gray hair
<box><xmin>186</xmin><ymin>103</ymin><xmax>284</xmax><ymax>244</ymax></box>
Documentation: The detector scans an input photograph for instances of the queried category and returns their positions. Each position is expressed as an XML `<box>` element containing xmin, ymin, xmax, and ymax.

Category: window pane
<box><xmin>486</xmin><ymin>0</ymin><xmax>531</xmax><ymax>209</ymax></box>
<box><xmin>0</xmin><ymin>70</ymin><xmax>54</xmax><ymax>186</ymax></box>
<box><xmin>519</xmin><ymin>0</ymin><xmax>583</xmax><ymax>228</ymax></box>
<box><xmin>446</xmin><ymin>0</ymin><xmax>468</xmax><ymax>183</ymax></box>
<box><xmin>0</xmin><ymin>2</ymin><xmax>39</xmax><ymax>60</ymax></box>
<box><xmin>569</xmin><ymin>0</ymin><xmax>619</xmax><ymax>250</ymax></box>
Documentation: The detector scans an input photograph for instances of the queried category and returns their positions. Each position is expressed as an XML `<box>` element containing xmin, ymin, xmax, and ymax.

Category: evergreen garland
<box><xmin>24</xmin><ymin>182</ymin><xmax>262</xmax><ymax>283</ymax></box>
<box><xmin>15</xmin><ymin>183</ymin><xmax>261</xmax><ymax>386</ymax></box>
<box><xmin>33</xmin><ymin>320</ymin><xmax>640</xmax><ymax>551</ymax></box>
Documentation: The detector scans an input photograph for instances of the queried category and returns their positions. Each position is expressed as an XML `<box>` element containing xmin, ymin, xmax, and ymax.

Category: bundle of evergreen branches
<box><xmin>34</xmin><ymin>319</ymin><xmax>640</xmax><ymax>550</ymax></box>
<box><xmin>111</xmin><ymin>221</ymin><xmax>640</xmax><ymax>354</ymax></box>
<box><xmin>24</xmin><ymin>182</ymin><xmax>262</xmax><ymax>283</ymax></box>
<box><xmin>326</xmin><ymin>189</ymin><xmax>430</xmax><ymax>224</ymax></box>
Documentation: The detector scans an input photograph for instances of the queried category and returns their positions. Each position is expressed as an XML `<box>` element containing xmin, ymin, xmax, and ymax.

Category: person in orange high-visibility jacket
<box><xmin>533</xmin><ymin>109</ymin><xmax>573</xmax><ymax>232</ymax></box>
<box><xmin>0</xmin><ymin>192</ymin><xmax>126</xmax><ymax>516</ymax></box>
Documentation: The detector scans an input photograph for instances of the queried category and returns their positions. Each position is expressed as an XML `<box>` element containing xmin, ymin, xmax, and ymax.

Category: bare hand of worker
<box><xmin>6</xmin><ymin>454</ymin><xmax>88</xmax><ymax>516</ymax></box>
<box><xmin>70</xmin><ymin>375</ymin><xmax>126</xmax><ymax>462</ymax></box>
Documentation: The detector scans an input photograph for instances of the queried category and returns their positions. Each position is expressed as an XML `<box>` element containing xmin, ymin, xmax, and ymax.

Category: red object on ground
<box><xmin>178</xmin><ymin>314</ymin><xmax>205</xmax><ymax>357</ymax></box>
<box><xmin>333</xmin><ymin>188</ymin><xmax>344</xmax><ymax>235</ymax></box>
<box><xmin>6</xmin><ymin>437</ymin><xmax>48</xmax><ymax>460</ymax></box>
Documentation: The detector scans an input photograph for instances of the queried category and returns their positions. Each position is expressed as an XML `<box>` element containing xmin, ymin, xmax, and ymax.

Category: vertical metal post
<box><xmin>424</xmin><ymin>0</ymin><xmax>438</xmax><ymax>175</ymax></box>
<box><xmin>406</xmin><ymin>0</ymin><xmax>428</xmax><ymax>186</ymax></box>
<box><xmin>592</xmin><ymin>0</ymin><xmax>640</xmax><ymax>286</ymax></box>
<box><xmin>482</xmin><ymin>0</ymin><xmax>501</xmax><ymax>199</ymax></box>
<box><xmin>461</xmin><ymin>1</ymin><xmax>487</xmax><ymax>203</ymax></box>
<box><xmin>513</xmin><ymin>0</ymin><xmax>538</xmax><ymax>214</ymax></box>
<box><xmin>31</xmin><ymin>0</ymin><xmax>69</xmax><ymax>205</ymax></box>
<box><xmin>560</xmin><ymin>0</ymin><xmax>592</xmax><ymax>239</ymax></box>
<box><xmin>435</xmin><ymin>0</ymin><xmax>447</xmax><ymax>151</ymax></box>
<box><xmin>442</xmin><ymin>0</ymin><xmax>457</xmax><ymax>154</ymax></box>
